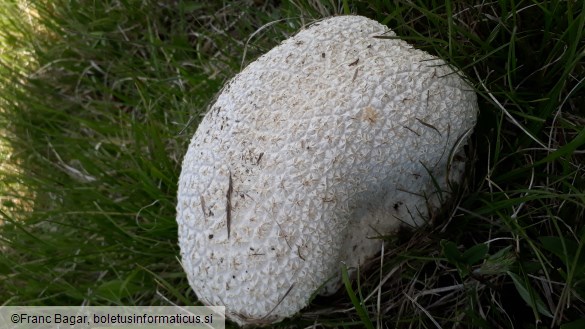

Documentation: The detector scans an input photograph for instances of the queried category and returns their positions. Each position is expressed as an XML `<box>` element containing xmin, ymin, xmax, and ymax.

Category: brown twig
<box><xmin>200</xmin><ymin>195</ymin><xmax>207</xmax><ymax>217</ymax></box>
<box><xmin>226</xmin><ymin>171</ymin><xmax>233</xmax><ymax>239</ymax></box>
<box><xmin>256</xmin><ymin>152</ymin><xmax>264</xmax><ymax>165</ymax></box>
<box><xmin>260</xmin><ymin>284</ymin><xmax>295</xmax><ymax>321</ymax></box>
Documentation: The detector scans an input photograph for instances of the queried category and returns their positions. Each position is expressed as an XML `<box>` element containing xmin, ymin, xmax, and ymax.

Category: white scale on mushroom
<box><xmin>177</xmin><ymin>15</ymin><xmax>478</xmax><ymax>326</ymax></box>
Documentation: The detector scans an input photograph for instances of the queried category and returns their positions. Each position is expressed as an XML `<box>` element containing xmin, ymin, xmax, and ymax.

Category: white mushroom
<box><xmin>177</xmin><ymin>15</ymin><xmax>478</xmax><ymax>326</ymax></box>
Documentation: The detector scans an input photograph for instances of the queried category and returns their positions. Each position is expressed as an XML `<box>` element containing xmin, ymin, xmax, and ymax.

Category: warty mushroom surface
<box><xmin>176</xmin><ymin>15</ymin><xmax>478</xmax><ymax>326</ymax></box>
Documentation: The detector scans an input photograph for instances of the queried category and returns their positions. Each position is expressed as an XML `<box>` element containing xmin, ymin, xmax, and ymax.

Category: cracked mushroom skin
<box><xmin>177</xmin><ymin>15</ymin><xmax>478</xmax><ymax>326</ymax></box>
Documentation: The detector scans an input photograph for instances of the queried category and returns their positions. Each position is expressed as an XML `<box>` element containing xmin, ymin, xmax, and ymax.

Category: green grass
<box><xmin>1</xmin><ymin>0</ymin><xmax>584</xmax><ymax>328</ymax></box>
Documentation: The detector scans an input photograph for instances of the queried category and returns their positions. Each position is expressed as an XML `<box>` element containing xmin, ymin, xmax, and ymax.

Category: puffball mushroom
<box><xmin>177</xmin><ymin>15</ymin><xmax>478</xmax><ymax>326</ymax></box>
